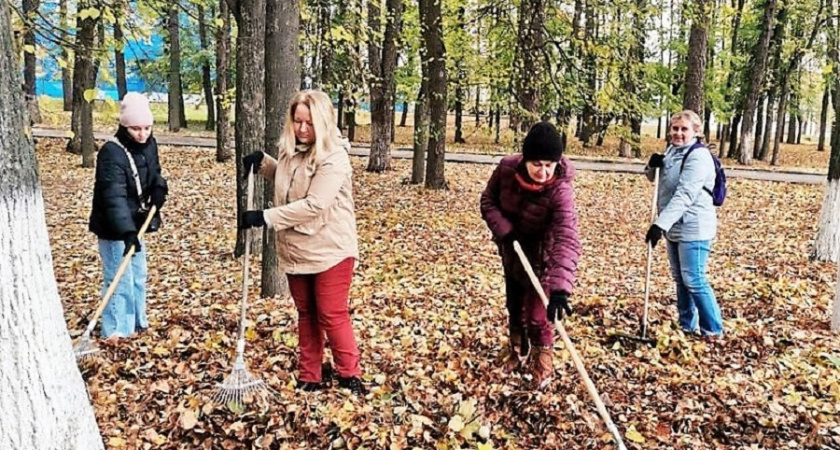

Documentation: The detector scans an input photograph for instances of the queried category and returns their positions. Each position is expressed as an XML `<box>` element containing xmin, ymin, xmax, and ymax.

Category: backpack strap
<box><xmin>108</xmin><ymin>137</ymin><xmax>143</xmax><ymax>199</ymax></box>
<box><xmin>679</xmin><ymin>141</ymin><xmax>714</xmax><ymax>197</ymax></box>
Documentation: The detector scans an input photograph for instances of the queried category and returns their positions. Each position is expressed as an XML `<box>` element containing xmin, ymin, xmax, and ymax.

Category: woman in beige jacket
<box><xmin>239</xmin><ymin>90</ymin><xmax>364</xmax><ymax>394</ymax></box>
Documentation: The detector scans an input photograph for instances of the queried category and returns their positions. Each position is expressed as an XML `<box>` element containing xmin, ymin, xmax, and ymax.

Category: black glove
<box><xmin>243</xmin><ymin>151</ymin><xmax>265</xmax><ymax>175</ymax></box>
<box><xmin>123</xmin><ymin>232</ymin><xmax>141</xmax><ymax>256</ymax></box>
<box><xmin>151</xmin><ymin>186</ymin><xmax>167</xmax><ymax>210</ymax></box>
<box><xmin>645</xmin><ymin>224</ymin><xmax>664</xmax><ymax>248</ymax></box>
<box><xmin>547</xmin><ymin>291</ymin><xmax>572</xmax><ymax>322</ymax></box>
<box><xmin>239</xmin><ymin>210</ymin><xmax>266</xmax><ymax>229</ymax></box>
<box><xmin>647</xmin><ymin>153</ymin><xmax>665</xmax><ymax>168</ymax></box>
<box><xmin>502</xmin><ymin>230</ymin><xmax>522</xmax><ymax>246</ymax></box>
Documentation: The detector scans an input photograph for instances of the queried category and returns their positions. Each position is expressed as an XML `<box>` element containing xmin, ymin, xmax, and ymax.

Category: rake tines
<box><xmin>72</xmin><ymin>332</ymin><xmax>101</xmax><ymax>361</ymax></box>
<box><xmin>213</xmin><ymin>354</ymin><xmax>275</xmax><ymax>406</ymax></box>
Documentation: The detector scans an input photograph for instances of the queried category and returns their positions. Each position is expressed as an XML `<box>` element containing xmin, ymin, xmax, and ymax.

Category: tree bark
<box><xmin>718</xmin><ymin>0</ymin><xmax>746</xmax><ymax>151</ymax></box>
<box><xmin>0</xmin><ymin>4</ymin><xmax>104</xmax><ymax>445</ymax></box>
<box><xmin>198</xmin><ymin>4</ymin><xmax>216</xmax><ymax>130</ymax></box>
<box><xmin>215</xmin><ymin>0</ymin><xmax>232</xmax><ymax>162</ymax></box>
<box><xmin>736</xmin><ymin>0</ymin><xmax>776</xmax><ymax>164</ymax></box>
<box><xmin>261</xmin><ymin>0</ymin><xmax>298</xmax><ymax>297</ymax></box>
<box><xmin>168</xmin><ymin>0</ymin><xmax>182</xmax><ymax>132</ymax></box>
<box><xmin>513</xmin><ymin>0</ymin><xmax>545</xmax><ymax>131</ymax></box>
<box><xmin>230</xmin><ymin>0</ymin><xmax>267</xmax><ymax>257</ymax></box>
<box><xmin>758</xmin><ymin>93</ymin><xmax>775</xmax><ymax>161</ymax></box>
<box><xmin>411</xmin><ymin>57</ymin><xmax>429</xmax><ymax>185</ymax></box>
<box><xmin>420</xmin><ymin>0</ymin><xmax>446</xmax><ymax>189</ymax></box>
<box><xmin>753</xmin><ymin>94</ymin><xmax>765</xmax><ymax>159</ymax></box>
<box><xmin>23</xmin><ymin>0</ymin><xmax>41</xmax><ymax>123</ymax></box>
<box><xmin>366</xmin><ymin>0</ymin><xmax>403</xmax><ymax>172</ymax></box>
<box><xmin>114</xmin><ymin>2</ymin><xmax>127</xmax><ymax>100</ymax></box>
<box><xmin>67</xmin><ymin>0</ymin><xmax>98</xmax><ymax>168</ymax></box>
<box><xmin>682</xmin><ymin>0</ymin><xmax>708</xmax><ymax>115</ymax></box>
<box><xmin>59</xmin><ymin>0</ymin><xmax>72</xmax><ymax>111</ymax></box>
<box><xmin>819</xmin><ymin>83</ymin><xmax>830</xmax><ymax>151</ymax></box>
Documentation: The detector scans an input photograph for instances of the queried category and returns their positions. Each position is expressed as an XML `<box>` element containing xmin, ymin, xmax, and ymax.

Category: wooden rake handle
<box><xmin>642</xmin><ymin>167</ymin><xmax>660</xmax><ymax>339</ymax></box>
<box><xmin>84</xmin><ymin>205</ymin><xmax>158</xmax><ymax>334</ymax></box>
<box><xmin>512</xmin><ymin>242</ymin><xmax>627</xmax><ymax>450</ymax></box>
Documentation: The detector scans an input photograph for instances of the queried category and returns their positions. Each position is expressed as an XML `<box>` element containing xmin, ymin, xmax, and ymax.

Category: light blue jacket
<box><xmin>645</xmin><ymin>139</ymin><xmax>717</xmax><ymax>242</ymax></box>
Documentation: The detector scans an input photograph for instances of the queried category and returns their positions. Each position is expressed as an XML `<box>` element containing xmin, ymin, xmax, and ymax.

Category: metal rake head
<box><xmin>213</xmin><ymin>366</ymin><xmax>276</xmax><ymax>408</ymax></box>
<box><xmin>73</xmin><ymin>336</ymin><xmax>101</xmax><ymax>361</ymax></box>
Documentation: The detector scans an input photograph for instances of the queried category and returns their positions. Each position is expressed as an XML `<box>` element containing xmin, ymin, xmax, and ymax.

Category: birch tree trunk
<box><xmin>0</xmin><ymin>3</ymin><xmax>104</xmax><ymax>445</ymax></box>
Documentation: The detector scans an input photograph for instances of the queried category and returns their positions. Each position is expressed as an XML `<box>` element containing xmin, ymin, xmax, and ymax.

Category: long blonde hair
<box><xmin>281</xmin><ymin>90</ymin><xmax>343</xmax><ymax>162</ymax></box>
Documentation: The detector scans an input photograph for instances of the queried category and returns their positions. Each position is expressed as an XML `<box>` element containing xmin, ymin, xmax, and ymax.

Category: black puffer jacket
<box><xmin>89</xmin><ymin>127</ymin><xmax>168</xmax><ymax>240</ymax></box>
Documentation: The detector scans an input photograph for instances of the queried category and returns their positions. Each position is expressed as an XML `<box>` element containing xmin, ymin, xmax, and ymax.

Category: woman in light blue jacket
<box><xmin>644</xmin><ymin>110</ymin><xmax>723</xmax><ymax>337</ymax></box>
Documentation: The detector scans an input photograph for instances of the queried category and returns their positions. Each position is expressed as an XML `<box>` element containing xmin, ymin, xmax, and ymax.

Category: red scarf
<box><xmin>515</xmin><ymin>172</ymin><xmax>556</xmax><ymax>192</ymax></box>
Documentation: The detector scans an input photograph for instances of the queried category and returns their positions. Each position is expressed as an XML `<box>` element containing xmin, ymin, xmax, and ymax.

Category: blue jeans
<box><xmin>666</xmin><ymin>240</ymin><xmax>723</xmax><ymax>336</ymax></box>
<box><xmin>98</xmin><ymin>239</ymin><xmax>148</xmax><ymax>337</ymax></box>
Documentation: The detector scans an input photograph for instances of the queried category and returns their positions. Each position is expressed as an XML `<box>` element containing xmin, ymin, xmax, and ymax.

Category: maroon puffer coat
<box><xmin>480</xmin><ymin>154</ymin><xmax>581</xmax><ymax>294</ymax></box>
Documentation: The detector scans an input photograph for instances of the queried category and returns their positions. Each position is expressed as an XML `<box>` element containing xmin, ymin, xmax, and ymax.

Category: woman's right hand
<box><xmin>243</xmin><ymin>151</ymin><xmax>265</xmax><ymax>175</ymax></box>
<box><xmin>647</xmin><ymin>153</ymin><xmax>665</xmax><ymax>168</ymax></box>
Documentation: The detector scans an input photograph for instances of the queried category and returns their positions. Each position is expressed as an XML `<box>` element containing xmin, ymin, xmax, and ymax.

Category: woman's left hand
<box><xmin>239</xmin><ymin>210</ymin><xmax>266</xmax><ymax>229</ymax></box>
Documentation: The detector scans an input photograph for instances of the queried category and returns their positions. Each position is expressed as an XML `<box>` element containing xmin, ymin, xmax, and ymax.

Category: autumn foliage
<box><xmin>39</xmin><ymin>139</ymin><xmax>840</xmax><ymax>449</ymax></box>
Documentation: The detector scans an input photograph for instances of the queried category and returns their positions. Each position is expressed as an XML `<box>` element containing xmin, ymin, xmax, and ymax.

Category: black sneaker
<box><xmin>337</xmin><ymin>377</ymin><xmax>367</xmax><ymax>395</ymax></box>
<box><xmin>295</xmin><ymin>380</ymin><xmax>324</xmax><ymax>392</ymax></box>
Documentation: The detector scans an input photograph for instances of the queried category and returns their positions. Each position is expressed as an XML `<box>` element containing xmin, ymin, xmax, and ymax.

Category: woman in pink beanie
<box><xmin>89</xmin><ymin>92</ymin><xmax>168</xmax><ymax>339</ymax></box>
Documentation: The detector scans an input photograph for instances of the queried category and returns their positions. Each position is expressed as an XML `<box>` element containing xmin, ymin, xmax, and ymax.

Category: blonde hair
<box><xmin>670</xmin><ymin>110</ymin><xmax>703</xmax><ymax>134</ymax></box>
<box><xmin>281</xmin><ymin>90</ymin><xmax>343</xmax><ymax>162</ymax></box>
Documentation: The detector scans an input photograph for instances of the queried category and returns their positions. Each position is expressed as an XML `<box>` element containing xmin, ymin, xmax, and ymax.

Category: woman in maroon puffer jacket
<box><xmin>480</xmin><ymin>121</ymin><xmax>581</xmax><ymax>389</ymax></box>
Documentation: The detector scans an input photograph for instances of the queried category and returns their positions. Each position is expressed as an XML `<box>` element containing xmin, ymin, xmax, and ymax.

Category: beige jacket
<box><xmin>258</xmin><ymin>142</ymin><xmax>359</xmax><ymax>274</ymax></box>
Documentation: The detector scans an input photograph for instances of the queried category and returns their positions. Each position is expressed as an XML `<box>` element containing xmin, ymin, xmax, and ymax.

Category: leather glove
<box><xmin>647</xmin><ymin>153</ymin><xmax>665</xmax><ymax>168</ymax></box>
<box><xmin>243</xmin><ymin>151</ymin><xmax>265</xmax><ymax>175</ymax></box>
<box><xmin>151</xmin><ymin>186</ymin><xmax>167</xmax><ymax>210</ymax></box>
<box><xmin>547</xmin><ymin>291</ymin><xmax>572</xmax><ymax>322</ymax></box>
<box><xmin>645</xmin><ymin>224</ymin><xmax>664</xmax><ymax>248</ymax></box>
<box><xmin>123</xmin><ymin>232</ymin><xmax>141</xmax><ymax>256</ymax></box>
<box><xmin>239</xmin><ymin>210</ymin><xmax>266</xmax><ymax>229</ymax></box>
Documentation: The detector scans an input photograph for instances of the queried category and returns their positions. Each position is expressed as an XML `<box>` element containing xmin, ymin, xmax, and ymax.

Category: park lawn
<box><xmin>39</xmin><ymin>138</ymin><xmax>840</xmax><ymax>449</ymax></box>
<box><xmin>38</xmin><ymin>96</ymin><xmax>831</xmax><ymax>173</ymax></box>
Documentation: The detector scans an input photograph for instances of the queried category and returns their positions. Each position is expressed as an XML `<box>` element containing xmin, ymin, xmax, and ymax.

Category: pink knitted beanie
<box><xmin>119</xmin><ymin>93</ymin><xmax>154</xmax><ymax>127</ymax></box>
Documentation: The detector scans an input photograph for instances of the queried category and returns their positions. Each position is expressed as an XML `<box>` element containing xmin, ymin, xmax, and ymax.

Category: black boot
<box><xmin>337</xmin><ymin>376</ymin><xmax>367</xmax><ymax>395</ymax></box>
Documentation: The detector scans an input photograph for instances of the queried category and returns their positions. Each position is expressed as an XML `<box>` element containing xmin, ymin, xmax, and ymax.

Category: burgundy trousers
<box><xmin>287</xmin><ymin>257</ymin><xmax>361</xmax><ymax>382</ymax></box>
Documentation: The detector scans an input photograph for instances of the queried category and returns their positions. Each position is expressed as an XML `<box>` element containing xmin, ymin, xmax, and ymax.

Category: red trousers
<box><xmin>287</xmin><ymin>257</ymin><xmax>361</xmax><ymax>382</ymax></box>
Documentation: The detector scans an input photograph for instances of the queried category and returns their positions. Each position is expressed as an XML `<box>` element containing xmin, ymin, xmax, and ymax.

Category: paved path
<box><xmin>34</xmin><ymin>128</ymin><xmax>826</xmax><ymax>185</ymax></box>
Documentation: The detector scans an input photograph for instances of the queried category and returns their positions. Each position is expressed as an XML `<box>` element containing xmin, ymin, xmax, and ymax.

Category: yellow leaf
<box><xmin>180</xmin><ymin>409</ymin><xmax>198</xmax><ymax>430</ymax></box>
<box><xmin>108</xmin><ymin>437</ymin><xmax>126</xmax><ymax>448</ymax></box>
<box><xmin>448</xmin><ymin>414</ymin><xmax>464</xmax><ymax>432</ymax></box>
<box><xmin>626</xmin><ymin>426</ymin><xmax>645</xmax><ymax>443</ymax></box>
<box><xmin>83</xmin><ymin>89</ymin><xmax>97</xmax><ymax>103</ymax></box>
<box><xmin>477</xmin><ymin>443</ymin><xmax>494</xmax><ymax>450</ymax></box>
<box><xmin>343</xmin><ymin>400</ymin><xmax>355</xmax><ymax>412</ymax></box>
<box><xmin>23</xmin><ymin>45</ymin><xmax>35</xmax><ymax>54</ymax></box>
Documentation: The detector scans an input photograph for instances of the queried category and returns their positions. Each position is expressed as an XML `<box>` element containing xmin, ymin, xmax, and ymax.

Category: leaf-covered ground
<box><xmin>38</xmin><ymin>139</ymin><xmax>840</xmax><ymax>449</ymax></box>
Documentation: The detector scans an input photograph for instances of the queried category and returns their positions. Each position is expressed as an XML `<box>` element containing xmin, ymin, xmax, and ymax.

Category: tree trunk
<box><xmin>198</xmin><ymin>4</ymin><xmax>216</xmax><ymax>130</ymax></box>
<box><xmin>736</xmin><ymin>0</ymin><xmax>776</xmax><ymax>164</ymax></box>
<box><xmin>494</xmin><ymin>108</ymin><xmax>501</xmax><ymax>143</ymax></box>
<box><xmin>420</xmin><ymin>0</ymin><xmax>447</xmax><ymax>189</ymax></box>
<box><xmin>727</xmin><ymin>113</ymin><xmax>741</xmax><ymax>159</ymax></box>
<box><xmin>474</xmin><ymin>87</ymin><xmax>480</xmax><ymax>125</ymax></box>
<box><xmin>412</xmin><ymin>56</ymin><xmax>429</xmax><ymax>185</ymax></box>
<box><xmin>23</xmin><ymin>0</ymin><xmax>41</xmax><ymax>124</ymax></box>
<box><xmin>261</xmin><ymin>0</ymin><xmax>298</xmax><ymax>298</ymax></box>
<box><xmin>168</xmin><ymin>0</ymin><xmax>182</xmax><ymax>132</ymax></box>
<box><xmin>819</xmin><ymin>83</ymin><xmax>830</xmax><ymax>151</ymax></box>
<box><xmin>178</xmin><ymin>76</ymin><xmax>187</xmax><ymax>128</ymax></box>
<box><xmin>513</xmin><ymin>0</ymin><xmax>545</xmax><ymax>130</ymax></box>
<box><xmin>215</xmin><ymin>0</ymin><xmax>232</xmax><ymax>162</ymax></box>
<box><xmin>400</xmin><ymin>100</ymin><xmax>408</xmax><ymax>127</ymax></box>
<box><xmin>366</xmin><ymin>0</ymin><xmax>403</xmax><ymax>172</ymax></box>
<box><xmin>786</xmin><ymin>97</ymin><xmax>798</xmax><ymax>144</ymax></box>
<box><xmin>0</xmin><ymin>4</ymin><xmax>104</xmax><ymax>444</ymax></box>
<box><xmin>114</xmin><ymin>3</ymin><xmax>127</xmax><ymax>100</ymax></box>
<box><xmin>59</xmin><ymin>0</ymin><xmax>72</xmax><ymax>111</ymax></box>
<box><xmin>753</xmin><ymin>94</ymin><xmax>765</xmax><ymax>159</ymax></box>
<box><xmin>67</xmin><ymin>2</ymin><xmax>98</xmax><ymax>167</ymax></box>
<box><xmin>230</xmin><ymin>0</ymin><xmax>267</xmax><ymax>257</ymax></box>
<box><xmin>759</xmin><ymin>93</ymin><xmax>775</xmax><ymax>161</ymax></box>
<box><xmin>682</xmin><ymin>0</ymin><xmax>708</xmax><ymax>115</ymax></box>
<box><xmin>772</xmin><ymin>86</ymin><xmax>790</xmax><ymax>166</ymax></box>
